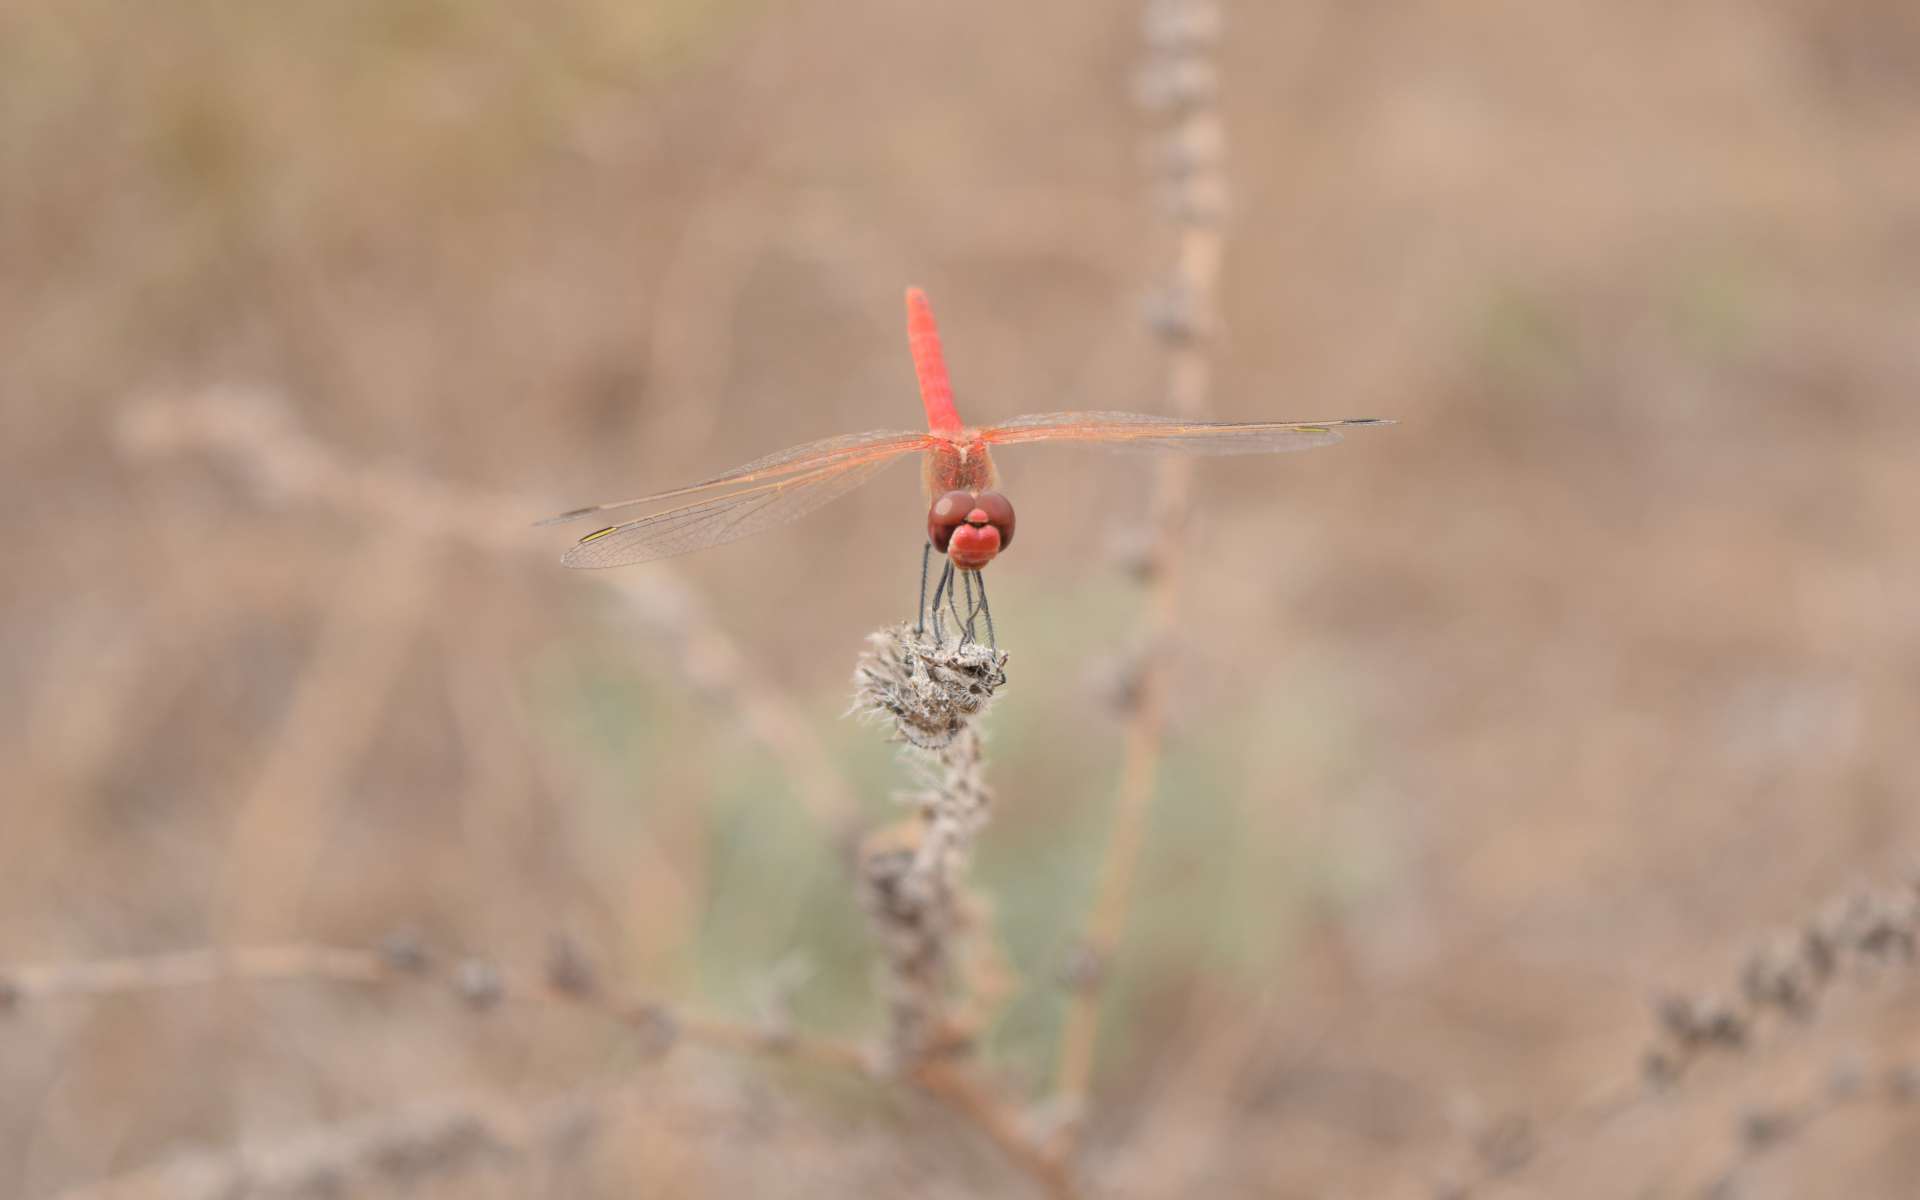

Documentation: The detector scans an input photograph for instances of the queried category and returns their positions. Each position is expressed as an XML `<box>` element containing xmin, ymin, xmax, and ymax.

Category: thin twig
<box><xmin>0</xmin><ymin>941</ymin><xmax>867</xmax><ymax>1076</ymax></box>
<box><xmin>914</xmin><ymin>1060</ymin><xmax>1078</xmax><ymax>1200</ymax></box>
<box><xmin>1694</xmin><ymin>1051</ymin><xmax>1920</xmax><ymax>1200</ymax></box>
<box><xmin>1435</xmin><ymin>874</ymin><xmax>1920</xmax><ymax>1197</ymax></box>
<box><xmin>45</xmin><ymin>1085</ymin><xmax>608</xmax><ymax>1200</ymax></box>
<box><xmin>42</xmin><ymin>1051</ymin><xmax>1093</xmax><ymax>1200</ymax></box>
<box><xmin>1053</xmin><ymin>0</ymin><xmax>1227</xmax><ymax>1139</ymax></box>
<box><xmin>1</xmin><ymin>946</ymin><xmax>386</xmax><ymax>1000</ymax></box>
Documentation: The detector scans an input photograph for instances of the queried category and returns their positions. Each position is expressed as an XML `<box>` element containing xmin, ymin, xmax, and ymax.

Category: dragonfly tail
<box><xmin>905</xmin><ymin>287</ymin><xmax>963</xmax><ymax>434</ymax></box>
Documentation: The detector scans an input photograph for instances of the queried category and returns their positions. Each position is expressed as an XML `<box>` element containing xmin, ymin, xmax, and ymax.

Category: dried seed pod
<box><xmin>1133</xmin><ymin>57</ymin><xmax>1219</xmax><ymax>113</ymax></box>
<box><xmin>1143</xmin><ymin>282</ymin><xmax>1207</xmax><ymax>344</ymax></box>
<box><xmin>627</xmin><ymin>1002</ymin><xmax>679</xmax><ymax>1059</ymax></box>
<box><xmin>1642</xmin><ymin>1046</ymin><xmax>1682</xmax><ymax>1089</ymax></box>
<box><xmin>1143</xmin><ymin>0</ymin><xmax>1223</xmax><ymax>51</ymax></box>
<box><xmin>1887</xmin><ymin>1064</ymin><xmax>1920</xmax><ymax>1103</ymax></box>
<box><xmin>1738</xmin><ymin>1106</ymin><xmax>1795</xmax><ymax>1151</ymax></box>
<box><xmin>545</xmin><ymin>934</ymin><xmax>595</xmax><ymax>997</ymax></box>
<box><xmin>1472</xmin><ymin>1115</ymin><xmax>1535</xmax><ymax>1174</ymax></box>
<box><xmin>1157</xmin><ymin>171</ymin><xmax>1231</xmax><ymax>226</ymax></box>
<box><xmin>453</xmin><ymin>959</ymin><xmax>503</xmax><ymax>1011</ymax></box>
<box><xmin>853</xmin><ymin>625</ymin><xmax>1007</xmax><ymax>750</ymax></box>
<box><xmin>1827</xmin><ymin>1056</ymin><xmax>1867</xmax><ymax>1101</ymax></box>
<box><xmin>379</xmin><ymin>928</ymin><xmax>431</xmax><ymax>974</ymax></box>
<box><xmin>1148</xmin><ymin>113</ymin><xmax>1227</xmax><ymax>179</ymax></box>
<box><xmin>1741</xmin><ymin>936</ymin><xmax>1816</xmax><ymax>1018</ymax></box>
<box><xmin>1058</xmin><ymin>944</ymin><xmax>1106</xmax><ymax>993</ymax></box>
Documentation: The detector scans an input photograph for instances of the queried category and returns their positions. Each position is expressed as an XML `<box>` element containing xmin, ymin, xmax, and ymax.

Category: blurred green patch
<box><xmin>533</xmin><ymin>629</ymin><xmax>879</xmax><ymax>1030</ymax></box>
<box><xmin>1472</xmin><ymin>244</ymin><xmax>1768</xmax><ymax>398</ymax></box>
<box><xmin>1473</xmin><ymin>287</ymin><xmax>1578</xmax><ymax>391</ymax></box>
<box><xmin>1655</xmin><ymin>245</ymin><xmax>1767</xmax><ymax>356</ymax></box>
<box><xmin>532</xmin><ymin>572</ymin><xmax>1390</xmax><ymax>1092</ymax></box>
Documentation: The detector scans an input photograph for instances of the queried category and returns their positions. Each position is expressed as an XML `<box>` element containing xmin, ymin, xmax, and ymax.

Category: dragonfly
<box><xmin>543</xmin><ymin>287</ymin><xmax>1389</xmax><ymax>646</ymax></box>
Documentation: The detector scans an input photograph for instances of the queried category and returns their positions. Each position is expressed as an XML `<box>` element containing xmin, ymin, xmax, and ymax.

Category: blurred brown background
<box><xmin>5</xmin><ymin>0</ymin><xmax>1920</xmax><ymax>1196</ymax></box>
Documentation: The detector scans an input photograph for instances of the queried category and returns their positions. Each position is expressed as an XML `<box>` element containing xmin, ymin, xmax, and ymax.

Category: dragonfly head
<box><xmin>928</xmin><ymin>489</ymin><xmax>1016</xmax><ymax>570</ymax></box>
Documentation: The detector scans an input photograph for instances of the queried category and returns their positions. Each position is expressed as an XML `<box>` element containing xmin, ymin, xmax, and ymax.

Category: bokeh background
<box><xmin>5</xmin><ymin>0</ymin><xmax>1920</xmax><ymax>1196</ymax></box>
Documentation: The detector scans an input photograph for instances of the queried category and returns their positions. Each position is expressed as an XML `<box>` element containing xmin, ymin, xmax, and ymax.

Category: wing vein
<box><xmin>540</xmin><ymin>428</ymin><xmax>929</xmax><ymax>526</ymax></box>
<box><xmin>558</xmin><ymin>451</ymin><xmax>908</xmax><ymax>568</ymax></box>
<box><xmin>980</xmin><ymin>412</ymin><xmax>1390</xmax><ymax>455</ymax></box>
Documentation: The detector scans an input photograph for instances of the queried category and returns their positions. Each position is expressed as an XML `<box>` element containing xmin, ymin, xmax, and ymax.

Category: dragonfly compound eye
<box><xmin>927</xmin><ymin>489</ymin><xmax>976</xmax><ymax>552</ymax></box>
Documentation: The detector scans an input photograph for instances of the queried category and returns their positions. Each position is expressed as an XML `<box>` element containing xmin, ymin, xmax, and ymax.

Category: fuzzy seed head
<box><xmin>853</xmin><ymin>625</ymin><xmax>1008</xmax><ymax>750</ymax></box>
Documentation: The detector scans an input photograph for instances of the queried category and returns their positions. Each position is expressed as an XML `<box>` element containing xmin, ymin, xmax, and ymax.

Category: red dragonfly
<box><xmin>544</xmin><ymin>288</ymin><xmax>1387</xmax><ymax>641</ymax></box>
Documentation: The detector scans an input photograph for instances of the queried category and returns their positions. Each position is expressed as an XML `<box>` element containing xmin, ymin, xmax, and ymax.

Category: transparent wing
<box><xmin>980</xmin><ymin>412</ymin><xmax>1391</xmax><ymax>454</ymax></box>
<box><xmin>538</xmin><ymin>428</ymin><xmax>932</xmax><ymax>527</ymax></box>
<box><xmin>559</xmin><ymin>453</ymin><xmax>910</xmax><ymax>568</ymax></box>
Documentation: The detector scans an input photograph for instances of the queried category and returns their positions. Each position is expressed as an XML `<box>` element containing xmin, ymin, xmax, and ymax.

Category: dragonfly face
<box><xmin>928</xmin><ymin>489</ymin><xmax>1016</xmax><ymax>570</ymax></box>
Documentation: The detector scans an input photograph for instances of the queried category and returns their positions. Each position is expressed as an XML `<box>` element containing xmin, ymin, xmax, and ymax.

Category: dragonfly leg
<box><xmin>945</xmin><ymin>563</ymin><xmax>967</xmax><ymax>643</ymax></box>
<box><xmin>974</xmin><ymin>569</ymin><xmax>997</xmax><ymax>650</ymax></box>
<box><xmin>915</xmin><ymin>542</ymin><xmax>931</xmax><ymax>636</ymax></box>
<box><xmin>959</xmin><ymin>570</ymin><xmax>977</xmax><ymax>646</ymax></box>
<box><xmin>929</xmin><ymin>559</ymin><xmax>954</xmax><ymax>644</ymax></box>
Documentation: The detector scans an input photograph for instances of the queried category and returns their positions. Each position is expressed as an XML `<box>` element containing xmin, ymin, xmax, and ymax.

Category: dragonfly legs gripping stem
<box><xmin>915</xmin><ymin>542</ymin><xmax>932</xmax><ymax>638</ymax></box>
<box><xmin>960</xmin><ymin>569</ymin><xmax>976</xmax><ymax>642</ymax></box>
<box><xmin>973</xmin><ymin>569</ymin><xmax>996</xmax><ymax>648</ymax></box>
<box><xmin>917</xmin><ymin>550</ymin><xmax>996</xmax><ymax>651</ymax></box>
<box><xmin>927</xmin><ymin>556</ymin><xmax>952</xmax><ymax>643</ymax></box>
<box><xmin>944</xmin><ymin>562</ymin><xmax>967</xmax><ymax>642</ymax></box>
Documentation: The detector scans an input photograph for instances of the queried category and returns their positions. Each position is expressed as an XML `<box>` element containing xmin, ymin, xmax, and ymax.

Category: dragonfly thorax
<box><xmin>922</xmin><ymin>434</ymin><xmax>998</xmax><ymax>501</ymax></box>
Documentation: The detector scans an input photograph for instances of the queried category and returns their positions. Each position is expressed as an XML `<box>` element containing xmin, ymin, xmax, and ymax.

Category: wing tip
<box><xmin>558</xmin><ymin>537</ymin><xmax>624</xmax><ymax>569</ymax></box>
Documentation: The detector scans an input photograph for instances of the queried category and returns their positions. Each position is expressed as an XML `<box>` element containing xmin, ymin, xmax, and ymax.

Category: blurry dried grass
<box><xmin>7</xmin><ymin>0</ymin><xmax>1920</xmax><ymax>1196</ymax></box>
<box><xmin>115</xmin><ymin>387</ymin><xmax>859</xmax><ymax>840</ymax></box>
<box><xmin>1054</xmin><ymin>0</ymin><xmax>1230</xmax><ymax>1141</ymax></box>
<box><xmin>1420</xmin><ymin>874</ymin><xmax>1920</xmax><ymax>1197</ymax></box>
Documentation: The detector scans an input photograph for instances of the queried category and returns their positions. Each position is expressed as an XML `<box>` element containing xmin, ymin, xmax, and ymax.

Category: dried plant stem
<box><xmin>46</xmin><ymin>1086</ymin><xmax>609</xmax><ymax>1200</ymax></box>
<box><xmin>914</xmin><ymin>1060</ymin><xmax>1078</xmax><ymax>1200</ymax></box>
<box><xmin>1051</xmin><ymin>631</ymin><xmax>1176</xmax><ymax>1110</ymax></box>
<box><xmin>854</xmin><ymin>627</ymin><xmax>1076</xmax><ymax>1195</ymax></box>
<box><xmin>1693</xmin><ymin>1047</ymin><xmax>1920</xmax><ymax>1199</ymax></box>
<box><xmin>1</xmin><ymin>938</ymin><xmax>1077</xmax><ymax>1195</ymax></box>
<box><xmin>856</xmin><ymin>633</ymin><xmax>1000</xmax><ymax>1059</ymax></box>
<box><xmin>1053</xmin><ymin>0</ymin><xmax>1227</xmax><ymax>1138</ymax></box>
<box><xmin>49</xmin><ymin>1058</ymin><xmax>1083</xmax><ymax>1200</ymax></box>
<box><xmin>0</xmin><ymin>942</ymin><xmax>866</xmax><ymax>1075</ymax></box>
<box><xmin>1</xmin><ymin>945</ymin><xmax>387</xmax><ymax>998</ymax></box>
<box><xmin>1435</xmin><ymin>875</ymin><xmax>1920</xmax><ymax>1196</ymax></box>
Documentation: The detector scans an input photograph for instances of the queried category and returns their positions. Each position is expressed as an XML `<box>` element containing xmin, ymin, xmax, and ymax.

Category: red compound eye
<box><xmin>927</xmin><ymin>490</ymin><xmax>975</xmax><ymax>552</ymax></box>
